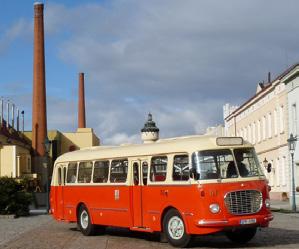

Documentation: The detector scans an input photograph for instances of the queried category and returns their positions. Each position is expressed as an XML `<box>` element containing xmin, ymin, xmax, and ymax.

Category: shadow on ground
<box><xmin>70</xmin><ymin>226</ymin><xmax>299</xmax><ymax>248</ymax></box>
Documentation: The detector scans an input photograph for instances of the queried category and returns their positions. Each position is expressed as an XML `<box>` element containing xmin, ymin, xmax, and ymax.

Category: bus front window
<box><xmin>192</xmin><ymin>148</ymin><xmax>263</xmax><ymax>180</ymax></box>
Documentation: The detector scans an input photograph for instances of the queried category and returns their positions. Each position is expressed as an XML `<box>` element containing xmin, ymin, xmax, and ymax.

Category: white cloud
<box><xmin>3</xmin><ymin>0</ymin><xmax>299</xmax><ymax>145</ymax></box>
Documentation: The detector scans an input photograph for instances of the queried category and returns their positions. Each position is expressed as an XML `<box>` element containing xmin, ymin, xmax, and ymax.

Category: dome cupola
<box><xmin>141</xmin><ymin>113</ymin><xmax>159</xmax><ymax>143</ymax></box>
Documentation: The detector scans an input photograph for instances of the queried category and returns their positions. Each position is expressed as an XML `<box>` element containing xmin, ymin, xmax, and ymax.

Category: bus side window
<box><xmin>173</xmin><ymin>154</ymin><xmax>189</xmax><ymax>181</ymax></box>
<box><xmin>93</xmin><ymin>161</ymin><xmax>109</xmax><ymax>183</ymax></box>
<box><xmin>58</xmin><ymin>167</ymin><xmax>62</xmax><ymax>185</ymax></box>
<box><xmin>133</xmin><ymin>162</ymin><xmax>139</xmax><ymax>185</ymax></box>
<box><xmin>63</xmin><ymin>167</ymin><xmax>67</xmax><ymax>184</ymax></box>
<box><xmin>150</xmin><ymin>156</ymin><xmax>167</xmax><ymax>182</ymax></box>
<box><xmin>110</xmin><ymin>159</ymin><xmax>128</xmax><ymax>183</ymax></box>
<box><xmin>66</xmin><ymin>162</ymin><xmax>78</xmax><ymax>183</ymax></box>
<box><xmin>142</xmin><ymin>162</ymin><xmax>148</xmax><ymax>185</ymax></box>
<box><xmin>78</xmin><ymin>161</ymin><xmax>93</xmax><ymax>183</ymax></box>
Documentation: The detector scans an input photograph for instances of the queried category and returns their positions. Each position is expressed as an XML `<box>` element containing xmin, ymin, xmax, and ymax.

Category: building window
<box><xmin>252</xmin><ymin>122</ymin><xmax>256</xmax><ymax>144</ymax></box>
<box><xmin>279</xmin><ymin>105</ymin><xmax>284</xmax><ymax>133</ymax></box>
<box><xmin>248</xmin><ymin>124</ymin><xmax>251</xmax><ymax>143</ymax></box>
<box><xmin>257</xmin><ymin>120</ymin><xmax>261</xmax><ymax>142</ymax></box>
<box><xmin>274</xmin><ymin>108</ymin><xmax>278</xmax><ymax>135</ymax></box>
<box><xmin>292</xmin><ymin>103</ymin><xmax>297</xmax><ymax>135</ymax></box>
<box><xmin>282</xmin><ymin>156</ymin><xmax>286</xmax><ymax>186</ymax></box>
<box><xmin>276</xmin><ymin>158</ymin><xmax>280</xmax><ymax>187</ymax></box>
<box><xmin>262</xmin><ymin>116</ymin><xmax>266</xmax><ymax>140</ymax></box>
<box><xmin>267</xmin><ymin>112</ymin><xmax>272</xmax><ymax>138</ymax></box>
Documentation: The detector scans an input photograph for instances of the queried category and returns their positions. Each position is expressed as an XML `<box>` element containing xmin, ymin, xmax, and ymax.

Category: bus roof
<box><xmin>55</xmin><ymin>135</ymin><xmax>252</xmax><ymax>164</ymax></box>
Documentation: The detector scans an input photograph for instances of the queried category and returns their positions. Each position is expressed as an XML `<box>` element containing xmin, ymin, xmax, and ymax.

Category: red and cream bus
<box><xmin>50</xmin><ymin>135</ymin><xmax>273</xmax><ymax>247</ymax></box>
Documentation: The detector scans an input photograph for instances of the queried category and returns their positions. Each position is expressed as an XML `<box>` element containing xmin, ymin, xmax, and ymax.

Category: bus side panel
<box><xmin>90</xmin><ymin>186</ymin><xmax>132</xmax><ymax>228</ymax></box>
<box><xmin>141</xmin><ymin>184</ymin><xmax>197</xmax><ymax>232</ymax></box>
<box><xmin>63</xmin><ymin>185</ymin><xmax>132</xmax><ymax>227</ymax></box>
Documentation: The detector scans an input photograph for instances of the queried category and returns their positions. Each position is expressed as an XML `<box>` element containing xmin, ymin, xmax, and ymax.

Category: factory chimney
<box><xmin>32</xmin><ymin>2</ymin><xmax>47</xmax><ymax>156</ymax></box>
<box><xmin>78</xmin><ymin>72</ymin><xmax>86</xmax><ymax>128</ymax></box>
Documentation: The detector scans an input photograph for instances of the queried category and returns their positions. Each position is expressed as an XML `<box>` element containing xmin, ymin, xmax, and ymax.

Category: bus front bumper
<box><xmin>196</xmin><ymin>213</ymin><xmax>274</xmax><ymax>228</ymax></box>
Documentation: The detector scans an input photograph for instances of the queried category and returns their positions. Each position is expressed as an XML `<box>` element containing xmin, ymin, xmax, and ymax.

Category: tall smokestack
<box><xmin>78</xmin><ymin>72</ymin><xmax>86</xmax><ymax>128</ymax></box>
<box><xmin>268</xmin><ymin>72</ymin><xmax>271</xmax><ymax>83</ymax></box>
<box><xmin>32</xmin><ymin>2</ymin><xmax>47</xmax><ymax>156</ymax></box>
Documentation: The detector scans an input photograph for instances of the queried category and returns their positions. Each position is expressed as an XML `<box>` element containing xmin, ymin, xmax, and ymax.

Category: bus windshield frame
<box><xmin>191</xmin><ymin>148</ymin><xmax>264</xmax><ymax>180</ymax></box>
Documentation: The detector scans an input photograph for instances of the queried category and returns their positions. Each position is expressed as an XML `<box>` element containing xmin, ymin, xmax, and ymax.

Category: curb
<box><xmin>0</xmin><ymin>214</ymin><xmax>16</xmax><ymax>219</ymax></box>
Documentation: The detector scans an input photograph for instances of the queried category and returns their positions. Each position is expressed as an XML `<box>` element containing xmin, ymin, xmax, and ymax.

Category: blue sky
<box><xmin>1</xmin><ymin>0</ymin><xmax>299</xmax><ymax>144</ymax></box>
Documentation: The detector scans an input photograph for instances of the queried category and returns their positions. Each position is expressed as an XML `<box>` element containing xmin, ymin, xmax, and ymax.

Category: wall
<box><xmin>0</xmin><ymin>145</ymin><xmax>15</xmax><ymax>177</ymax></box>
<box><xmin>61</xmin><ymin>128</ymin><xmax>100</xmax><ymax>154</ymax></box>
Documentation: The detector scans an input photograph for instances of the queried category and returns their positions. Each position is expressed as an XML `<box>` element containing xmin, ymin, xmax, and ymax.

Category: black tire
<box><xmin>226</xmin><ymin>227</ymin><xmax>257</xmax><ymax>244</ymax></box>
<box><xmin>163</xmin><ymin>209</ymin><xmax>191</xmax><ymax>248</ymax></box>
<box><xmin>77</xmin><ymin>204</ymin><xmax>96</xmax><ymax>236</ymax></box>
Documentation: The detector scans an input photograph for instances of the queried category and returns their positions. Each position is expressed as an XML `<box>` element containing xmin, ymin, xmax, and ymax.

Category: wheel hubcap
<box><xmin>80</xmin><ymin>210</ymin><xmax>89</xmax><ymax>229</ymax></box>
<box><xmin>168</xmin><ymin>216</ymin><xmax>184</xmax><ymax>240</ymax></box>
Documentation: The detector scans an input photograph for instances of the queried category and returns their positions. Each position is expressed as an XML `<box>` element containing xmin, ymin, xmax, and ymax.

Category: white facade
<box><xmin>223</xmin><ymin>67</ymin><xmax>293</xmax><ymax>201</ymax></box>
<box><xmin>281</xmin><ymin>65</ymin><xmax>299</xmax><ymax>207</ymax></box>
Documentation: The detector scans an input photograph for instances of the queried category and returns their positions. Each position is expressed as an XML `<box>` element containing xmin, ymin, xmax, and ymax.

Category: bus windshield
<box><xmin>191</xmin><ymin>148</ymin><xmax>264</xmax><ymax>180</ymax></box>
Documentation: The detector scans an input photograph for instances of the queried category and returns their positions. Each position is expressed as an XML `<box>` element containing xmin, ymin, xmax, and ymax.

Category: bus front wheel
<box><xmin>226</xmin><ymin>227</ymin><xmax>257</xmax><ymax>244</ymax></box>
<box><xmin>163</xmin><ymin>209</ymin><xmax>191</xmax><ymax>248</ymax></box>
<box><xmin>77</xmin><ymin>204</ymin><xmax>96</xmax><ymax>236</ymax></box>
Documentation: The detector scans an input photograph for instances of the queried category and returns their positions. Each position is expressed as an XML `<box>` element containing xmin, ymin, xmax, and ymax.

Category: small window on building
<box><xmin>93</xmin><ymin>161</ymin><xmax>109</xmax><ymax>183</ymax></box>
<box><xmin>274</xmin><ymin>108</ymin><xmax>278</xmax><ymax>135</ymax></box>
<box><xmin>267</xmin><ymin>112</ymin><xmax>272</xmax><ymax>138</ymax></box>
<box><xmin>78</xmin><ymin>161</ymin><xmax>93</xmax><ymax>183</ymax></box>
<box><xmin>150</xmin><ymin>156</ymin><xmax>167</xmax><ymax>182</ymax></box>
<box><xmin>173</xmin><ymin>154</ymin><xmax>189</xmax><ymax>181</ymax></box>
<box><xmin>279</xmin><ymin>105</ymin><xmax>284</xmax><ymax>133</ymax></box>
<box><xmin>66</xmin><ymin>162</ymin><xmax>78</xmax><ymax>183</ymax></box>
<box><xmin>110</xmin><ymin>159</ymin><xmax>128</xmax><ymax>183</ymax></box>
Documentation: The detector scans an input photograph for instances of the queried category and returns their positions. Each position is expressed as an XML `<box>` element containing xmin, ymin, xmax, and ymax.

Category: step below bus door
<box><xmin>132</xmin><ymin>160</ymin><xmax>148</xmax><ymax>228</ymax></box>
<box><xmin>56</xmin><ymin>165</ymin><xmax>66</xmax><ymax>220</ymax></box>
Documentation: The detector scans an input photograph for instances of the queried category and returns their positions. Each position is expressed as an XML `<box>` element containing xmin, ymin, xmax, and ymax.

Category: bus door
<box><xmin>132</xmin><ymin>159</ymin><xmax>148</xmax><ymax>227</ymax></box>
<box><xmin>56</xmin><ymin>164</ymin><xmax>67</xmax><ymax>220</ymax></box>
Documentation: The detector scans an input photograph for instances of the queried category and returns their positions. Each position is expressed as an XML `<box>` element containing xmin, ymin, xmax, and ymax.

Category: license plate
<box><xmin>240</xmin><ymin>218</ymin><xmax>256</xmax><ymax>225</ymax></box>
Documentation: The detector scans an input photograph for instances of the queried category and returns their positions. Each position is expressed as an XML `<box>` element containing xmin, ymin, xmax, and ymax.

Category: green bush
<box><xmin>0</xmin><ymin>177</ymin><xmax>33</xmax><ymax>216</ymax></box>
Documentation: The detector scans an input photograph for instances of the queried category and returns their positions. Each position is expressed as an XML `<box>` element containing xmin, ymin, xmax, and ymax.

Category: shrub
<box><xmin>0</xmin><ymin>177</ymin><xmax>33</xmax><ymax>216</ymax></box>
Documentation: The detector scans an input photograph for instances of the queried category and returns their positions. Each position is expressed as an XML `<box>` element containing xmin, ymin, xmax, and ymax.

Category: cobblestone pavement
<box><xmin>1</xmin><ymin>212</ymin><xmax>299</xmax><ymax>249</ymax></box>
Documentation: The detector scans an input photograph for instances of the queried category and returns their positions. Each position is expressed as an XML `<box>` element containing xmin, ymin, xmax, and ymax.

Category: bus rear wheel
<box><xmin>225</xmin><ymin>227</ymin><xmax>257</xmax><ymax>244</ymax></box>
<box><xmin>77</xmin><ymin>205</ymin><xmax>96</xmax><ymax>236</ymax></box>
<box><xmin>163</xmin><ymin>209</ymin><xmax>191</xmax><ymax>248</ymax></box>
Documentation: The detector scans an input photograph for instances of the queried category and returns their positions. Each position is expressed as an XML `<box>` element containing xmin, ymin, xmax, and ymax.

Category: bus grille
<box><xmin>224</xmin><ymin>190</ymin><xmax>262</xmax><ymax>215</ymax></box>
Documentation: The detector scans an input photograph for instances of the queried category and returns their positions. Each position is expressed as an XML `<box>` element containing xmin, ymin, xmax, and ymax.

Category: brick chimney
<box><xmin>32</xmin><ymin>2</ymin><xmax>47</xmax><ymax>156</ymax></box>
<box><xmin>78</xmin><ymin>72</ymin><xmax>86</xmax><ymax>128</ymax></box>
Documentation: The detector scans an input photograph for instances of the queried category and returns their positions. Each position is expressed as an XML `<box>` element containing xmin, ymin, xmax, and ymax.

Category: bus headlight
<box><xmin>265</xmin><ymin>199</ymin><xmax>271</xmax><ymax>208</ymax></box>
<box><xmin>209</xmin><ymin>203</ymin><xmax>220</xmax><ymax>214</ymax></box>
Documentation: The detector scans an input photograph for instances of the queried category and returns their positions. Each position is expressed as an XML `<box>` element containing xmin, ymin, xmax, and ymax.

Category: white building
<box><xmin>223</xmin><ymin>65</ymin><xmax>299</xmax><ymax>202</ymax></box>
<box><xmin>280</xmin><ymin>64</ymin><xmax>299</xmax><ymax>206</ymax></box>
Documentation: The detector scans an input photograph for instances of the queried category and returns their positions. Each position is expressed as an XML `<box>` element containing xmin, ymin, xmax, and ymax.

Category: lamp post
<box><xmin>287</xmin><ymin>133</ymin><xmax>297</xmax><ymax>212</ymax></box>
<box><xmin>43</xmin><ymin>136</ymin><xmax>51</xmax><ymax>213</ymax></box>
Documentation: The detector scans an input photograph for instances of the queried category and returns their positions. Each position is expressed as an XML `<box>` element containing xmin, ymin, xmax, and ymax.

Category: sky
<box><xmin>1</xmin><ymin>0</ymin><xmax>299</xmax><ymax>145</ymax></box>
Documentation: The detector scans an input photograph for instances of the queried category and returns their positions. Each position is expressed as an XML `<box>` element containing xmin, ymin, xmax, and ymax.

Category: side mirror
<box><xmin>267</xmin><ymin>163</ymin><xmax>272</xmax><ymax>173</ymax></box>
